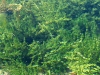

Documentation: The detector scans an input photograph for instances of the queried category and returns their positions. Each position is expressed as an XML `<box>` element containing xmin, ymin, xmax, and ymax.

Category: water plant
<box><xmin>0</xmin><ymin>0</ymin><xmax>100</xmax><ymax>75</ymax></box>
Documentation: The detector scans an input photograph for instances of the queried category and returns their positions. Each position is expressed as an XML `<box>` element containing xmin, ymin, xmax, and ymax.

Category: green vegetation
<box><xmin>0</xmin><ymin>0</ymin><xmax>100</xmax><ymax>75</ymax></box>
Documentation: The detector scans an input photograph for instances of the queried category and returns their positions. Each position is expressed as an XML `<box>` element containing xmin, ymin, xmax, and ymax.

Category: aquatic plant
<box><xmin>0</xmin><ymin>0</ymin><xmax>22</xmax><ymax>14</ymax></box>
<box><xmin>0</xmin><ymin>0</ymin><xmax>100</xmax><ymax>75</ymax></box>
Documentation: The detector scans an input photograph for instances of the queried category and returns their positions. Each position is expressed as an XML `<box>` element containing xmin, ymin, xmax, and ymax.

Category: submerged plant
<box><xmin>0</xmin><ymin>0</ymin><xmax>22</xmax><ymax>19</ymax></box>
<box><xmin>0</xmin><ymin>0</ymin><xmax>100</xmax><ymax>75</ymax></box>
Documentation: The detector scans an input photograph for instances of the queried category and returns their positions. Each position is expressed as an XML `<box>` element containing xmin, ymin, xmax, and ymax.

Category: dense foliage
<box><xmin>0</xmin><ymin>0</ymin><xmax>100</xmax><ymax>75</ymax></box>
